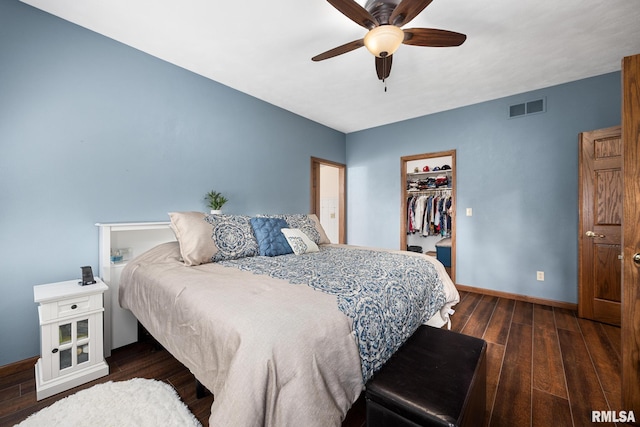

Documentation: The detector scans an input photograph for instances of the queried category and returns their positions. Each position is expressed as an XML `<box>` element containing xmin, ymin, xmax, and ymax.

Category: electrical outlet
<box><xmin>536</xmin><ymin>271</ymin><xmax>544</xmax><ymax>281</ymax></box>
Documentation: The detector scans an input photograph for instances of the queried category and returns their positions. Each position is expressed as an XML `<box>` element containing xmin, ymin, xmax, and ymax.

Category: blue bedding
<box><xmin>220</xmin><ymin>245</ymin><xmax>447</xmax><ymax>381</ymax></box>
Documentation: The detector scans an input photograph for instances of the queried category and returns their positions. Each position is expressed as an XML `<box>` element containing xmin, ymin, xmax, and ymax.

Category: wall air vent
<box><xmin>509</xmin><ymin>97</ymin><xmax>546</xmax><ymax>118</ymax></box>
<box><xmin>509</xmin><ymin>103</ymin><xmax>526</xmax><ymax>118</ymax></box>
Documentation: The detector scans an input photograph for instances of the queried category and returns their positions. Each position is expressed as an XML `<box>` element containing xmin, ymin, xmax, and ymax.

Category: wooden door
<box><xmin>622</xmin><ymin>53</ymin><xmax>640</xmax><ymax>421</ymax></box>
<box><xmin>578</xmin><ymin>126</ymin><xmax>622</xmax><ymax>325</ymax></box>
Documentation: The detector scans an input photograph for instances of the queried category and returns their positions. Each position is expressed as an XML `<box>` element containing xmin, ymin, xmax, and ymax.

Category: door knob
<box><xmin>634</xmin><ymin>253</ymin><xmax>640</xmax><ymax>267</ymax></box>
<box><xmin>585</xmin><ymin>231</ymin><xmax>605</xmax><ymax>238</ymax></box>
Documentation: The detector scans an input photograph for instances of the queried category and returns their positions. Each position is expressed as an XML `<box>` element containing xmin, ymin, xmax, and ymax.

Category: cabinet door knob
<box><xmin>52</xmin><ymin>348</ymin><xmax>58</xmax><ymax>354</ymax></box>
<box><xmin>71</xmin><ymin>304</ymin><xmax>77</xmax><ymax>309</ymax></box>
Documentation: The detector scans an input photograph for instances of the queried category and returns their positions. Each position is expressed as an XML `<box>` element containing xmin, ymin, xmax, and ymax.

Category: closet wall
<box><xmin>401</xmin><ymin>151</ymin><xmax>456</xmax><ymax>280</ymax></box>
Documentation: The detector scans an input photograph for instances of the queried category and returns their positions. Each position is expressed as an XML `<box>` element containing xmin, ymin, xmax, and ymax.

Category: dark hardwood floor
<box><xmin>454</xmin><ymin>291</ymin><xmax>622</xmax><ymax>427</ymax></box>
<box><xmin>0</xmin><ymin>290</ymin><xmax>622</xmax><ymax>427</ymax></box>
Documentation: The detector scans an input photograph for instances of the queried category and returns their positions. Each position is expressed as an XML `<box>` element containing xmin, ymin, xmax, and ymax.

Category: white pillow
<box><xmin>281</xmin><ymin>228</ymin><xmax>319</xmax><ymax>255</ymax></box>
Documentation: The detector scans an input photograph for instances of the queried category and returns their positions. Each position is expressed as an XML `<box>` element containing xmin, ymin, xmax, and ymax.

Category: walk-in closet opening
<box><xmin>401</xmin><ymin>150</ymin><xmax>456</xmax><ymax>282</ymax></box>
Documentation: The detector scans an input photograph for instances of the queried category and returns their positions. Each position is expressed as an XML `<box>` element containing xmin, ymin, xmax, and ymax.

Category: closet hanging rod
<box><xmin>407</xmin><ymin>189</ymin><xmax>452</xmax><ymax>195</ymax></box>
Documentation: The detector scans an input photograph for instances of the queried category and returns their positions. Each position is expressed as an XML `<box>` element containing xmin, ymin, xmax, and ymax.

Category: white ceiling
<box><xmin>21</xmin><ymin>0</ymin><xmax>640</xmax><ymax>133</ymax></box>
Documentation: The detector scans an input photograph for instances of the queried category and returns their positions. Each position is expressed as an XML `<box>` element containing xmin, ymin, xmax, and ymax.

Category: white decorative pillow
<box><xmin>281</xmin><ymin>228</ymin><xmax>319</xmax><ymax>255</ymax></box>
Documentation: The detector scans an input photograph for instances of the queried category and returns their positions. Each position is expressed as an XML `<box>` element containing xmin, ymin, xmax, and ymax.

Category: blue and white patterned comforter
<box><xmin>221</xmin><ymin>245</ymin><xmax>448</xmax><ymax>381</ymax></box>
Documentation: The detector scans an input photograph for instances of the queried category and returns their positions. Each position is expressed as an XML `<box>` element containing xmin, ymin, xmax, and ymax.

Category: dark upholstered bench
<box><xmin>365</xmin><ymin>326</ymin><xmax>487</xmax><ymax>427</ymax></box>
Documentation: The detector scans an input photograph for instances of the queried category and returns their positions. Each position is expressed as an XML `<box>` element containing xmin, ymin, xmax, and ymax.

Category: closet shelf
<box><xmin>407</xmin><ymin>169</ymin><xmax>453</xmax><ymax>178</ymax></box>
<box><xmin>407</xmin><ymin>188</ymin><xmax>452</xmax><ymax>193</ymax></box>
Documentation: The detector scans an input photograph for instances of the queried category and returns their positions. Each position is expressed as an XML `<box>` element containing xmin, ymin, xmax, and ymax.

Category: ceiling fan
<box><xmin>312</xmin><ymin>0</ymin><xmax>466</xmax><ymax>82</ymax></box>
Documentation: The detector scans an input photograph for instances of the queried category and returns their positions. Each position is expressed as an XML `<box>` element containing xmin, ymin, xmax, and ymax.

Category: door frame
<box><xmin>401</xmin><ymin>150</ymin><xmax>456</xmax><ymax>282</ymax></box>
<box><xmin>310</xmin><ymin>157</ymin><xmax>346</xmax><ymax>244</ymax></box>
<box><xmin>621</xmin><ymin>53</ymin><xmax>640</xmax><ymax>418</ymax></box>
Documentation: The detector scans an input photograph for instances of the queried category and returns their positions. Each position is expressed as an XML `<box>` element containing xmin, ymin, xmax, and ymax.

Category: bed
<box><xmin>119</xmin><ymin>212</ymin><xmax>459</xmax><ymax>427</ymax></box>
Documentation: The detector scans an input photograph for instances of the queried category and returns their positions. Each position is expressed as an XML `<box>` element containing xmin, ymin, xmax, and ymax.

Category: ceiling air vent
<box><xmin>509</xmin><ymin>97</ymin><xmax>546</xmax><ymax>118</ymax></box>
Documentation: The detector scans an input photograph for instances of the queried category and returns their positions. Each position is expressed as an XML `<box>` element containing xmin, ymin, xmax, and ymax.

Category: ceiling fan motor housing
<box><xmin>364</xmin><ymin>0</ymin><xmax>401</xmax><ymax>25</ymax></box>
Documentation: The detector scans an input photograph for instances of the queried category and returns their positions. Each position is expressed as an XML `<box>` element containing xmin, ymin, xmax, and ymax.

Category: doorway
<box><xmin>310</xmin><ymin>157</ymin><xmax>346</xmax><ymax>244</ymax></box>
<box><xmin>401</xmin><ymin>150</ymin><xmax>456</xmax><ymax>282</ymax></box>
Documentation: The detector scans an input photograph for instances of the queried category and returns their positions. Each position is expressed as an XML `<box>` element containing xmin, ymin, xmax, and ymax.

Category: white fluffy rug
<box><xmin>17</xmin><ymin>378</ymin><xmax>201</xmax><ymax>427</ymax></box>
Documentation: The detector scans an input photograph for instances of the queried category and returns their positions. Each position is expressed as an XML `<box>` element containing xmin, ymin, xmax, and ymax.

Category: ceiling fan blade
<box><xmin>389</xmin><ymin>0</ymin><xmax>433</xmax><ymax>27</ymax></box>
<box><xmin>327</xmin><ymin>0</ymin><xmax>379</xmax><ymax>29</ymax></box>
<box><xmin>375</xmin><ymin>55</ymin><xmax>393</xmax><ymax>80</ymax></box>
<box><xmin>402</xmin><ymin>28</ymin><xmax>466</xmax><ymax>47</ymax></box>
<box><xmin>312</xmin><ymin>39</ymin><xmax>365</xmax><ymax>61</ymax></box>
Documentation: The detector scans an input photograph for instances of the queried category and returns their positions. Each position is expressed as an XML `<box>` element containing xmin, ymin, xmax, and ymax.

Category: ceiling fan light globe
<box><xmin>364</xmin><ymin>25</ymin><xmax>404</xmax><ymax>58</ymax></box>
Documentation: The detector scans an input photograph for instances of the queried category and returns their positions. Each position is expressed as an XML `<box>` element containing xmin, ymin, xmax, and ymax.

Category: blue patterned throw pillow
<box><xmin>250</xmin><ymin>217</ymin><xmax>293</xmax><ymax>257</ymax></box>
<box><xmin>205</xmin><ymin>214</ymin><xmax>259</xmax><ymax>261</ymax></box>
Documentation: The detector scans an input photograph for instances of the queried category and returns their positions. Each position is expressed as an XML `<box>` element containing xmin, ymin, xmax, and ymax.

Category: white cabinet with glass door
<box><xmin>33</xmin><ymin>278</ymin><xmax>109</xmax><ymax>400</ymax></box>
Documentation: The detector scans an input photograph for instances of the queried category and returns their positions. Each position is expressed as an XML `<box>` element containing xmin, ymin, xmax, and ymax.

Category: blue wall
<box><xmin>346</xmin><ymin>73</ymin><xmax>621</xmax><ymax>304</ymax></box>
<box><xmin>0</xmin><ymin>1</ymin><xmax>346</xmax><ymax>366</ymax></box>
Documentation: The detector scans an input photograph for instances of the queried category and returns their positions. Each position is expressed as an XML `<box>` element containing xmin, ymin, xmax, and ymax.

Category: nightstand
<box><xmin>33</xmin><ymin>278</ymin><xmax>109</xmax><ymax>400</ymax></box>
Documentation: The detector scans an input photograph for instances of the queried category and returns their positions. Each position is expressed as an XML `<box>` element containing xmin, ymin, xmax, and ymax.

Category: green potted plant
<box><xmin>205</xmin><ymin>190</ymin><xmax>228</xmax><ymax>214</ymax></box>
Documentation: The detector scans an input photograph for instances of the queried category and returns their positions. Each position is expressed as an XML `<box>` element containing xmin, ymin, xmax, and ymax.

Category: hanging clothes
<box><xmin>406</xmin><ymin>190</ymin><xmax>453</xmax><ymax>237</ymax></box>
